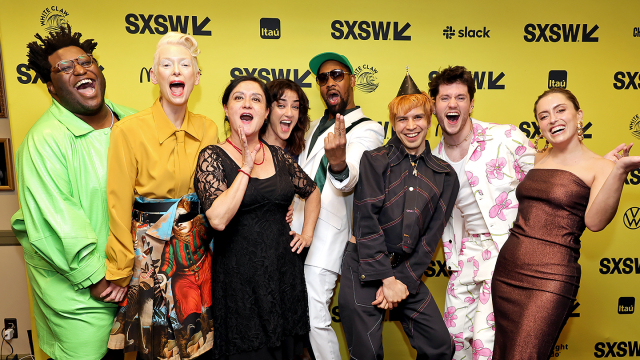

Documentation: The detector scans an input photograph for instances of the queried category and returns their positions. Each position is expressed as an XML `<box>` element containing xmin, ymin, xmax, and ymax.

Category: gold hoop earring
<box><xmin>577</xmin><ymin>121</ymin><xmax>584</xmax><ymax>141</ymax></box>
<box><xmin>534</xmin><ymin>134</ymin><xmax>549</xmax><ymax>153</ymax></box>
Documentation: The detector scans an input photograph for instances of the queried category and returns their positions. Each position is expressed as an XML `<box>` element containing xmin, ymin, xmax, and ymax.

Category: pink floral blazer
<box><xmin>432</xmin><ymin>118</ymin><xmax>535</xmax><ymax>271</ymax></box>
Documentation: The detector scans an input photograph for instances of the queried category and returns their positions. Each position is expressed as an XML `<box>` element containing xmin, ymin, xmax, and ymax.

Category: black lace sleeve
<box><xmin>194</xmin><ymin>146</ymin><xmax>228</xmax><ymax>212</ymax></box>
<box><xmin>282</xmin><ymin>149</ymin><xmax>317</xmax><ymax>199</ymax></box>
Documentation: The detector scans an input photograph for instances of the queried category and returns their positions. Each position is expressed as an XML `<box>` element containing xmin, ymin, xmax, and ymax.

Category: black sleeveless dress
<box><xmin>194</xmin><ymin>144</ymin><xmax>316</xmax><ymax>360</ymax></box>
<box><xmin>492</xmin><ymin>169</ymin><xmax>590</xmax><ymax>360</ymax></box>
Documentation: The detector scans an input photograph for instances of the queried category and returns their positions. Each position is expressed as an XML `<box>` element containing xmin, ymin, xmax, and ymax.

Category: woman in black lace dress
<box><xmin>194</xmin><ymin>76</ymin><xmax>321</xmax><ymax>360</ymax></box>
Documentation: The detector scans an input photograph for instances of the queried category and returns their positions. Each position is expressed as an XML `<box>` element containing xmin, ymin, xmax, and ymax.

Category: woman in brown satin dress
<box><xmin>492</xmin><ymin>88</ymin><xmax>640</xmax><ymax>360</ymax></box>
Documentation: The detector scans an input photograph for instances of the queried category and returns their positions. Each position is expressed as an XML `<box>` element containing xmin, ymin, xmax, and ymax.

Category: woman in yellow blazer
<box><xmin>104</xmin><ymin>32</ymin><xmax>218</xmax><ymax>359</ymax></box>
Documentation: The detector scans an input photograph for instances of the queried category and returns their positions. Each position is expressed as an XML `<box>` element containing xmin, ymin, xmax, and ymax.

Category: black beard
<box><xmin>55</xmin><ymin>72</ymin><xmax>107</xmax><ymax>117</ymax></box>
<box><xmin>324</xmin><ymin>92</ymin><xmax>350</xmax><ymax>117</ymax></box>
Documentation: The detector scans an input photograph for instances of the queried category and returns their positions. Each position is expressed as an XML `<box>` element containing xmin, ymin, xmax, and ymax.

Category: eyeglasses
<box><xmin>316</xmin><ymin>69</ymin><xmax>350</xmax><ymax>86</ymax></box>
<box><xmin>51</xmin><ymin>54</ymin><xmax>94</xmax><ymax>74</ymax></box>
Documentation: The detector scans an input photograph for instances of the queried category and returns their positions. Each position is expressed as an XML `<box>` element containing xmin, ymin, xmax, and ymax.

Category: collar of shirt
<box><xmin>386</xmin><ymin>135</ymin><xmax>451</xmax><ymax>173</ymax></box>
<box><xmin>152</xmin><ymin>98</ymin><xmax>203</xmax><ymax>144</ymax></box>
<box><xmin>435</xmin><ymin>118</ymin><xmax>495</xmax><ymax>156</ymax></box>
<box><xmin>51</xmin><ymin>98</ymin><xmax>120</xmax><ymax>137</ymax></box>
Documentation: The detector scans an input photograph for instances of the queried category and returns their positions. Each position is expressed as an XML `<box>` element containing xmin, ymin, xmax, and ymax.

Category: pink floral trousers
<box><xmin>444</xmin><ymin>234</ymin><xmax>497</xmax><ymax>360</ymax></box>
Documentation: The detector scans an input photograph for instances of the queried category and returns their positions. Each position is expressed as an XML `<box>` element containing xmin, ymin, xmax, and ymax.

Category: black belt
<box><xmin>388</xmin><ymin>252</ymin><xmax>405</xmax><ymax>268</ymax></box>
<box><xmin>345</xmin><ymin>242</ymin><xmax>404</xmax><ymax>268</ymax></box>
<box><xmin>345</xmin><ymin>241</ymin><xmax>357</xmax><ymax>252</ymax></box>
<box><xmin>132</xmin><ymin>200</ymin><xmax>200</xmax><ymax>224</ymax></box>
<box><xmin>133</xmin><ymin>200</ymin><xmax>199</xmax><ymax>213</ymax></box>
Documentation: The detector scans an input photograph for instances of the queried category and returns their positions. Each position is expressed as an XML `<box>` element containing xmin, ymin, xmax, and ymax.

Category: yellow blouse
<box><xmin>105</xmin><ymin>98</ymin><xmax>219</xmax><ymax>287</ymax></box>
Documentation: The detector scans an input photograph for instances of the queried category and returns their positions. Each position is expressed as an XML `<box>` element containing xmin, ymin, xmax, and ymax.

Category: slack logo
<box><xmin>599</xmin><ymin>258</ymin><xmax>640</xmax><ymax>274</ymax></box>
<box><xmin>260</xmin><ymin>18</ymin><xmax>280</xmax><ymax>39</ymax></box>
<box><xmin>619</xmin><ymin>297</ymin><xmax>635</xmax><ymax>314</ymax></box>
<box><xmin>442</xmin><ymin>26</ymin><xmax>491</xmax><ymax>39</ymax></box>
<box><xmin>523</xmin><ymin>23</ymin><xmax>599</xmax><ymax>42</ymax></box>
<box><xmin>548</xmin><ymin>70</ymin><xmax>567</xmax><ymax>88</ymax></box>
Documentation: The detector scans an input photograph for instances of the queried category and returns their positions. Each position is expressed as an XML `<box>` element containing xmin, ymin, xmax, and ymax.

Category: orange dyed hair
<box><xmin>388</xmin><ymin>91</ymin><xmax>433</xmax><ymax>126</ymax></box>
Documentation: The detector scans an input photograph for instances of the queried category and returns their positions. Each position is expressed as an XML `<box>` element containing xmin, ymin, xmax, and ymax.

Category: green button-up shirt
<box><xmin>11</xmin><ymin>98</ymin><xmax>136</xmax><ymax>360</ymax></box>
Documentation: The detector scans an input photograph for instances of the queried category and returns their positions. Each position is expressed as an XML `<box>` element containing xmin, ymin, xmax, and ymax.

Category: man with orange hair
<box><xmin>339</xmin><ymin>71</ymin><xmax>459</xmax><ymax>359</ymax></box>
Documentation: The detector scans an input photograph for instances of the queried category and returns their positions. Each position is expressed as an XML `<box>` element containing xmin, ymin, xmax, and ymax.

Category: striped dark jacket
<box><xmin>353</xmin><ymin>135</ymin><xmax>459</xmax><ymax>294</ymax></box>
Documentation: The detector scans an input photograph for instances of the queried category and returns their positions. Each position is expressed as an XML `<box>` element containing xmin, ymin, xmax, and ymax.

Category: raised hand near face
<box><xmin>239</xmin><ymin>125</ymin><xmax>261</xmax><ymax>173</ymax></box>
<box><xmin>324</xmin><ymin>114</ymin><xmax>347</xmax><ymax>173</ymax></box>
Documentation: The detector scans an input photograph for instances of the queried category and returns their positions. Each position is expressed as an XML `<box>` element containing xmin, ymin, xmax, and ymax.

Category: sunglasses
<box><xmin>51</xmin><ymin>54</ymin><xmax>94</xmax><ymax>74</ymax></box>
<box><xmin>316</xmin><ymin>69</ymin><xmax>351</xmax><ymax>86</ymax></box>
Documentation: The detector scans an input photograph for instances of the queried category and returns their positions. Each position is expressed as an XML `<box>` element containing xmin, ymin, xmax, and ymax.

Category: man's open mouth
<box><xmin>74</xmin><ymin>79</ymin><xmax>96</xmax><ymax>96</ymax></box>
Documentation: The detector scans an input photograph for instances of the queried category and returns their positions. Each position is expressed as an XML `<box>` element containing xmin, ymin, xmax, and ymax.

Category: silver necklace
<box><xmin>107</xmin><ymin>106</ymin><xmax>115</xmax><ymax>129</ymax></box>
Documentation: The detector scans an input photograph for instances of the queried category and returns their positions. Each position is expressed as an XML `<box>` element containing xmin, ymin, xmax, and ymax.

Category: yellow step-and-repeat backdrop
<box><xmin>1</xmin><ymin>1</ymin><xmax>639</xmax><ymax>359</ymax></box>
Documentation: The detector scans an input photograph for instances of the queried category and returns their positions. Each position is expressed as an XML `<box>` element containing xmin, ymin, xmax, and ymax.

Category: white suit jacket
<box><xmin>432</xmin><ymin>118</ymin><xmax>535</xmax><ymax>271</ymax></box>
<box><xmin>291</xmin><ymin>108</ymin><xmax>384</xmax><ymax>273</ymax></box>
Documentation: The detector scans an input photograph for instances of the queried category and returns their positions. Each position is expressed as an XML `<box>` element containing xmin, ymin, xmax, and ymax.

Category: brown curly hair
<box><xmin>260</xmin><ymin>79</ymin><xmax>311</xmax><ymax>156</ymax></box>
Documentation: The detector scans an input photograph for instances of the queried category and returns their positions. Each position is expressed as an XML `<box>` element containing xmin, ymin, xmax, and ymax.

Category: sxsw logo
<box><xmin>634</xmin><ymin>27</ymin><xmax>640</xmax><ymax>37</ymax></box>
<box><xmin>230</xmin><ymin>67</ymin><xmax>312</xmax><ymax>88</ymax></box>
<box><xmin>619</xmin><ymin>297</ymin><xmax>635</xmax><ymax>314</ymax></box>
<box><xmin>613</xmin><ymin>72</ymin><xmax>640</xmax><ymax>90</ymax></box>
<box><xmin>331</xmin><ymin>20</ymin><xmax>411</xmax><ymax>41</ymax></box>
<box><xmin>548</xmin><ymin>70</ymin><xmax>567</xmax><ymax>89</ymax></box>
<box><xmin>518</xmin><ymin>121</ymin><xmax>592</xmax><ymax>140</ymax></box>
<box><xmin>442</xmin><ymin>26</ymin><xmax>491</xmax><ymax>39</ymax></box>
<box><xmin>424</xmin><ymin>260</ymin><xmax>452</xmax><ymax>277</ymax></box>
<box><xmin>523</xmin><ymin>23</ymin><xmax>599</xmax><ymax>42</ymax></box>
<box><xmin>594</xmin><ymin>341</ymin><xmax>640</xmax><ymax>358</ymax></box>
<box><xmin>599</xmin><ymin>258</ymin><xmax>640</xmax><ymax>274</ymax></box>
<box><xmin>625</xmin><ymin>169</ymin><xmax>640</xmax><ymax>185</ymax></box>
<box><xmin>16</xmin><ymin>64</ymin><xmax>104</xmax><ymax>84</ymax></box>
<box><xmin>428</xmin><ymin>70</ymin><xmax>505</xmax><ymax>90</ymax></box>
<box><xmin>260</xmin><ymin>18</ymin><xmax>280</xmax><ymax>39</ymax></box>
<box><xmin>124</xmin><ymin>14</ymin><xmax>211</xmax><ymax>36</ymax></box>
<box><xmin>623</xmin><ymin>207</ymin><xmax>640</xmax><ymax>229</ymax></box>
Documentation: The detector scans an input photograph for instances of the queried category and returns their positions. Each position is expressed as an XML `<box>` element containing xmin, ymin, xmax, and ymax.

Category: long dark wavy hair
<box><xmin>260</xmin><ymin>79</ymin><xmax>311</xmax><ymax>156</ymax></box>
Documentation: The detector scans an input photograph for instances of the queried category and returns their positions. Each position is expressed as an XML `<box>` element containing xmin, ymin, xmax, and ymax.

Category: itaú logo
<box><xmin>594</xmin><ymin>341</ymin><xmax>640</xmax><ymax>358</ymax></box>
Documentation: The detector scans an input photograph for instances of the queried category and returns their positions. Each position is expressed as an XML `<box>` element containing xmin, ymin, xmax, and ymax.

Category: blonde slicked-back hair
<box><xmin>152</xmin><ymin>32</ymin><xmax>201</xmax><ymax>74</ymax></box>
<box><xmin>388</xmin><ymin>91</ymin><xmax>434</xmax><ymax>126</ymax></box>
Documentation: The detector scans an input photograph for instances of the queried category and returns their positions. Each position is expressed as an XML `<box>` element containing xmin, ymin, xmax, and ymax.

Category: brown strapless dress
<box><xmin>492</xmin><ymin>169</ymin><xmax>590</xmax><ymax>360</ymax></box>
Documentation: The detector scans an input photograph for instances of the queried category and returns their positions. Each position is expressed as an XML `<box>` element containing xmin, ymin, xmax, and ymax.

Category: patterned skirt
<box><xmin>108</xmin><ymin>195</ymin><xmax>214</xmax><ymax>359</ymax></box>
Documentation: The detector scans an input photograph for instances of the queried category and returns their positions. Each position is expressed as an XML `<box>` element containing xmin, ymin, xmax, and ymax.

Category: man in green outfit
<box><xmin>11</xmin><ymin>24</ymin><xmax>136</xmax><ymax>360</ymax></box>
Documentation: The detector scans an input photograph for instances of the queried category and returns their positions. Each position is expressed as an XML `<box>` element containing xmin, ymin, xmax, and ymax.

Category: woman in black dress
<box><xmin>194</xmin><ymin>76</ymin><xmax>321</xmax><ymax>360</ymax></box>
<box><xmin>492</xmin><ymin>88</ymin><xmax>640</xmax><ymax>360</ymax></box>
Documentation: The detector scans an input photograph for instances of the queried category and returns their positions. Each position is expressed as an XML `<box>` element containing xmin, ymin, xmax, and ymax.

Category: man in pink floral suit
<box><xmin>429</xmin><ymin>66</ymin><xmax>535</xmax><ymax>360</ymax></box>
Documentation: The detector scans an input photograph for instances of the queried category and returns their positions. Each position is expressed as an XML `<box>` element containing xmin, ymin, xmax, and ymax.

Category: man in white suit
<box><xmin>291</xmin><ymin>52</ymin><xmax>384</xmax><ymax>360</ymax></box>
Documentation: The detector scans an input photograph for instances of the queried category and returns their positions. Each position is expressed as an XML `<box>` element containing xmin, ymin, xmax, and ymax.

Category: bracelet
<box><xmin>238</xmin><ymin>169</ymin><xmax>251</xmax><ymax>178</ymax></box>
